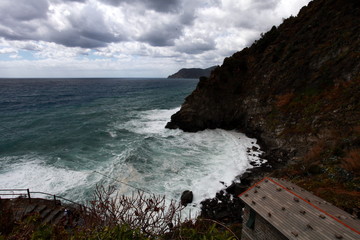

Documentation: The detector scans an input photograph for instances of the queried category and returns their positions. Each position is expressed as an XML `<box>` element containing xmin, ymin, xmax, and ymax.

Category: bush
<box><xmin>1</xmin><ymin>186</ymin><xmax>241</xmax><ymax>239</ymax></box>
<box><xmin>80</xmin><ymin>185</ymin><xmax>183</xmax><ymax>238</ymax></box>
<box><xmin>342</xmin><ymin>149</ymin><xmax>360</xmax><ymax>173</ymax></box>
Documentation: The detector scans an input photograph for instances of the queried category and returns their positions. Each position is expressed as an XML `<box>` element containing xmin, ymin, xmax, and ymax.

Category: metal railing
<box><xmin>0</xmin><ymin>188</ymin><xmax>84</xmax><ymax>208</ymax></box>
<box><xmin>0</xmin><ymin>188</ymin><xmax>30</xmax><ymax>198</ymax></box>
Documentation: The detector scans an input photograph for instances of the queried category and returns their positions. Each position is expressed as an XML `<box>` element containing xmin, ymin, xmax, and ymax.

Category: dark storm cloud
<box><xmin>141</xmin><ymin>0</ymin><xmax>181</xmax><ymax>13</ymax></box>
<box><xmin>0</xmin><ymin>0</ymin><xmax>194</xmax><ymax>49</ymax></box>
<box><xmin>100</xmin><ymin>0</ymin><xmax>181</xmax><ymax>13</ymax></box>
<box><xmin>61</xmin><ymin>0</ymin><xmax>87</xmax><ymax>2</ymax></box>
<box><xmin>0</xmin><ymin>26</ymin><xmax>116</xmax><ymax>49</ymax></box>
<box><xmin>138</xmin><ymin>22</ymin><xmax>183</xmax><ymax>47</ymax></box>
<box><xmin>0</xmin><ymin>0</ymin><xmax>306</xmax><ymax>55</ymax></box>
<box><xmin>49</xmin><ymin>29</ymin><xmax>109</xmax><ymax>48</ymax></box>
<box><xmin>48</xmin><ymin>10</ymin><xmax>126</xmax><ymax>48</ymax></box>
<box><xmin>0</xmin><ymin>0</ymin><xmax>49</xmax><ymax>21</ymax></box>
<box><xmin>0</xmin><ymin>0</ymin><xmax>126</xmax><ymax>48</ymax></box>
<box><xmin>178</xmin><ymin>6</ymin><xmax>196</xmax><ymax>25</ymax></box>
<box><xmin>252</xmin><ymin>0</ymin><xmax>280</xmax><ymax>10</ymax></box>
<box><xmin>175</xmin><ymin>40</ymin><xmax>215</xmax><ymax>54</ymax></box>
<box><xmin>65</xmin><ymin>5</ymin><xmax>126</xmax><ymax>46</ymax></box>
<box><xmin>135</xmin><ymin>1</ymin><xmax>198</xmax><ymax>47</ymax></box>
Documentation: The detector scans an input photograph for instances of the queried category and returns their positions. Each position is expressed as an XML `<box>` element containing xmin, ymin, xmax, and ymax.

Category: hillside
<box><xmin>167</xmin><ymin>66</ymin><xmax>217</xmax><ymax>79</ymax></box>
<box><xmin>166</xmin><ymin>0</ymin><xmax>360</xmax><ymax>215</ymax></box>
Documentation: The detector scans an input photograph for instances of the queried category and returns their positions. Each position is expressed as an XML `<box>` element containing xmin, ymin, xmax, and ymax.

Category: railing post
<box><xmin>27</xmin><ymin>189</ymin><xmax>31</xmax><ymax>202</ymax></box>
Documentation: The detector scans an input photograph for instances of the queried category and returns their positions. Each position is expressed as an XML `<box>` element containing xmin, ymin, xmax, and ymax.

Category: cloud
<box><xmin>0</xmin><ymin>0</ymin><xmax>49</xmax><ymax>21</ymax></box>
<box><xmin>99</xmin><ymin>0</ymin><xmax>181</xmax><ymax>13</ymax></box>
<box><xmin>0</xmin><ymin>0</ymin><xmax>312</xmax><ymax>77</ymax></box>
<box><xmin>138</xmin><ymin>21</ymin><xmax>182</xmax><ymax>47</ymax></box>
<box><xmin>175</xmin><ymin>41</ymin><xmax>215</xmax><ymax>54</ymax></box>
<box><xmin>0</xmin><ymin>47</ymin><xmax>17</xmax><ymax>54</ymax></box>
<box><xmin>62</xmin><ymin>0</ymin><xmax>87</xmax><ymax>2</ymax></box>
<box><xmin>0</xmin><ymin>1</ymin><xmax>127</xmax><ymax>48</ymax></box>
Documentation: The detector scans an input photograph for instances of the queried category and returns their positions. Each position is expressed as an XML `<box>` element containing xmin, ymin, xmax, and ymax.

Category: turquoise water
<box><xmin>0</xmin><ymin>78</ymin><xmax>262</xmax><ymax>207</ymax></box>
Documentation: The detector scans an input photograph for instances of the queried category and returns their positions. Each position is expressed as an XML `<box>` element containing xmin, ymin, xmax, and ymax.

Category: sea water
<box><xmin>0</xmin><ymin>78</ymin><xmax>263</xmax><ymax>210</ymax></box>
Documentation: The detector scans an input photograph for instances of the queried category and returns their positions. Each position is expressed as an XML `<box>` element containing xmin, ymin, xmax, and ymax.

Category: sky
<box><xmin>0</xmin><ymin>0</ymin><xmax>311</xmax><ymax>78</ymax></box>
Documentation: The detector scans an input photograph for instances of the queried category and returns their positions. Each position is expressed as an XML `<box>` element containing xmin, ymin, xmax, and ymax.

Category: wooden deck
<box><xmin>239</xmin><ymin>177</ymin><xmax>360</xmax><ymax>240</ymax></box>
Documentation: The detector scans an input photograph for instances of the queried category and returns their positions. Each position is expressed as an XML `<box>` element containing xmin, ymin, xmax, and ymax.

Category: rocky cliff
<box><xmin>167</xmin><ymin>66</ymin><xmax>218</xmax><ymax>79</ymax></box>
<box><xmin>167</xmin><ymin>0</ymin><xmax>360</xmax><ymax>214</ymax></box>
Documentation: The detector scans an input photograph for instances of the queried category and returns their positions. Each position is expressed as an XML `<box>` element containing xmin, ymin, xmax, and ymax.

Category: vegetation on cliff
<box><xmin>167</xmin><ymin>0</ymin><xmax>360</xmax><ymax>215</ymax></box>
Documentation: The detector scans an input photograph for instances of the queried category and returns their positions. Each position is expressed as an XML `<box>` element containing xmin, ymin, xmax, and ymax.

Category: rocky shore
<box><xmin>167</xmin><ymin>0</ymin><xmax>360</xmax><ymax>220</ymax></box>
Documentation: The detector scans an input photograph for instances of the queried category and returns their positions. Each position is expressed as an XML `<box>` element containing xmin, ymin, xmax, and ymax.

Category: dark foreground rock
<box><xmin>180</xmin><ymin>190</ymin><xmax>193</xmax><ymax>206</ymax></box>
<box><xmin>200</xmin><ymin>190</ymin><xmax>244</xmax><ymax>224</ymax></box>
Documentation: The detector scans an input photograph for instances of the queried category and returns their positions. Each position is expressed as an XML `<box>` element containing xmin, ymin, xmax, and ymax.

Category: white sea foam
<box><xmin>116</xmin><ymin>107</ymin><xmax>181</xmax><ymax>135</ymax></box>
<box><xmin>111</xmin><ymin>107</ymin><xmax>265</xmax><ymax>213</ymax></box>
<box><xmin>1</xmin><ymin>106</ymin><xmax>264</xmax><ymax>215</ymax></box>
<box><xmin>0</xmin><ymin>155</ymin><xmax>94</xmax><ymax>200</ymax></box>
<box><xmin>162</xmin><ymin>130</ymin><xmax>263</xmax><ymax>203</ymax></box>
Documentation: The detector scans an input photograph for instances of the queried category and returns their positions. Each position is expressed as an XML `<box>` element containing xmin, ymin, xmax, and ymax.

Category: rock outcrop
<box><xmin>167</xmin><ymin>0</ymin><xmax>360</xmax><ymax>216</ymax></box>
<box><xmin>167</xmin><ymin>0</ymin><xmax>360</xmax><ymax>162</ymax></box>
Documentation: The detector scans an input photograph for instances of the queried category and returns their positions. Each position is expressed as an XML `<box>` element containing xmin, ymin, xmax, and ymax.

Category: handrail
<box><xmin>0</xmin><ymin>194</ymin><xmax>27</xmax><ymax>196</ymax></box>
<box><xmin>30</xmin><ymin>191</ymin><xmax>83</xmax><ymax>207</ymax></box>
<box><xmin>0</xmin><ymin>189</ymin><xmax>28</xmax><ymax>191</ymax></box>
<box><xmin>0</xmin><ymin>188</ymin><xmax>86</xmax><ymax>209</ymax></box>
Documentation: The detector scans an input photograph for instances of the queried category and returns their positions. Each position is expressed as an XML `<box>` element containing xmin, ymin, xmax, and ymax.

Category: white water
<box><xmin>0</xmin><ymin>107</ymin><xmax>264</xmax><ymax>213</ymax></box>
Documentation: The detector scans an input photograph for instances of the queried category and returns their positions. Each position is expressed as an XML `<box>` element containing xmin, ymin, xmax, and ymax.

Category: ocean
<box><xmin>0</xmin><ymin>78</ymin><xmax>263</xmax><ymax>211</ymax></box>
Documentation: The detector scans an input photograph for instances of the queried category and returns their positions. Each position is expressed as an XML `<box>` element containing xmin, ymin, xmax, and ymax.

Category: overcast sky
<box><xmin>0</xmin><ymin>0</ymin><xmax>311</xmax><ymax>78</ymax></box>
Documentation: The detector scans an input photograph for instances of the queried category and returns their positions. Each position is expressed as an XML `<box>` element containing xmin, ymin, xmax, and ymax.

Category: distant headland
<box><xmin>167</xmin><ymin>66</ymin><xmax>218</xmax><ymax>79</ymax></box>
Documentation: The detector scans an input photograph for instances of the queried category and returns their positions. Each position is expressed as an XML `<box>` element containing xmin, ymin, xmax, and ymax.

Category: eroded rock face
<box><xmin>166</xmin><ymin>0</ymin><xmax>360</xmax><ymax>162</ymax></box>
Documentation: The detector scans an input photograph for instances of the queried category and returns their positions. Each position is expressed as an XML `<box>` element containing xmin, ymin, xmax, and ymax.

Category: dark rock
<box><xmin>251</xmin><ymin>146</ymin><xmax>259</xmax><ymax>151</ymax></box>
<box><xmin>180</xmin><ymin>190</ymin><xmax>193</xmax><ymax>206</ymax></box>
<box><xmin>164</xmin><ymin>121</ymin><xmax>178</xmax><ymax>130</ymax></box>
<box><xmin>165</xmin><ymin>0</ymin><xmax>360</xmax><ymax>169</ymax></box>
<box><xmin>308</xmin><ymin>164</ymin><xmax>323</xmax><ymax>175</ymax></box>
<box><xmin>200</xmin><ymin>190</ymin><xmax>244</xmax><ymax>223</ymax></box>
<box><xmin>219</xmin><ymin>181</ymin><xmax>226</xmax><ymax>186</ymax></box>
<box><xmin>226</xmin><ymin>182</ymin><xmax>248</xmax><ymax>196</ymax></box>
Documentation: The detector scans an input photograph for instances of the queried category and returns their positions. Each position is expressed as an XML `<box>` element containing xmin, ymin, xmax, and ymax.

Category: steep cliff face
<box><xmin>167</xmin><ymin>0</ymin><xmax>360</xmax><ymax>212</ymax></box>
<box><xmin>167</xmin><ymin>0</ymin><xmax>359</xmax><ymax>155</ymax></box>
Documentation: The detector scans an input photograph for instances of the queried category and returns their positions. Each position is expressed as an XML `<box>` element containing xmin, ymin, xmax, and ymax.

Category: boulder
<box><xmin>180</xmin><ymin>190</ymin><xmax>193</xmax><ymax>206</ymax></box>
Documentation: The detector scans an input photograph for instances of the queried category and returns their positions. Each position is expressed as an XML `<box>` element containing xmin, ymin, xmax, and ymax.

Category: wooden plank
<box><xmin>240</xmin><ymin>177</ymin><xmax>360</xmax><ymax>239</ymax></box>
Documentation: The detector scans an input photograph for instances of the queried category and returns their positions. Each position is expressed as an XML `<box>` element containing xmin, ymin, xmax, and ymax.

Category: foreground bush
<box><xmin>0</xmin><ymin>186</ymin><xmax>240</xmax><ymax>239</ymax></box>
